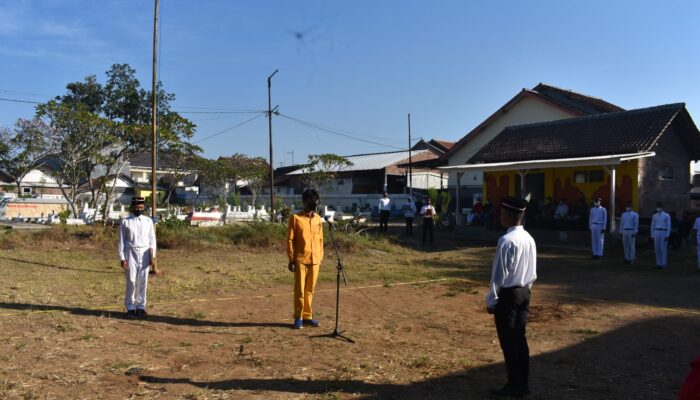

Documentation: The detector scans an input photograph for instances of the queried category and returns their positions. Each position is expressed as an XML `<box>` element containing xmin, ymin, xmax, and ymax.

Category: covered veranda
<box><xmin>439</xmin><ymin>152</ymin><xmax>655</xmax><ymax>232</ymax></box>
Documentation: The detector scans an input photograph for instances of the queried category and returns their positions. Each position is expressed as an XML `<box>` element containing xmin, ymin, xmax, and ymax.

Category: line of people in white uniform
<box><xmin>590</xmin><ymin>198</ymin><xmax>700</xmax><ymax>270</ymax></box>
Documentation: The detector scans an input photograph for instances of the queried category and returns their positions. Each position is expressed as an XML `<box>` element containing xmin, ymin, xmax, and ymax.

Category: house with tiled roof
<box><xmin>429</xmin><ymin>83</ymin><xmax>624</xmax><ymax>223</ymax></box>
<box><xmin>441</xmin><ymin>103</ymin><xmax>700</xmax><ymax>230</ymax></box>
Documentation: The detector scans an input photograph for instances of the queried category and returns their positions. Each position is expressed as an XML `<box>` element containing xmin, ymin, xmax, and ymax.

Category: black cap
<box><xmin>594</xmin><ymin>197</ymin><xmax>602</xmax><ymax>202</ymax></box>
<box><xmin>656</xmin><ymin>201</ymin><xmax>664</xmax><ymax>207</ymax></box>
<box><xmin>501</xmin><ymin>196</ymin><xmax>527</xmax><ymax>213</ymax></box>
<box><xmin>131</xmin><ymin>197</ymin><xmax>145</xmax><ymax>205</ymax></box>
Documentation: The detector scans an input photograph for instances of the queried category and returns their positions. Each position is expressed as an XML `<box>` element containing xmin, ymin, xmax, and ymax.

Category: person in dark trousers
<box><xmin>378</xmin><ymin>192</ymin><xmax>391</xmax><ymax>233</ymax></box>
<box><xmin>403</xmin><ymin>197</ymin><xmax>417</xmax><ymax>236</ymax></box>
<box><xmin>420</xmin><ymin>197</ymin><xmax>436</xmax><ymax>245</ymax></box>
<box><xmin>486</xmin><ymin>196</ymin><xmax>537</xmax><ymax>398</ymax></box>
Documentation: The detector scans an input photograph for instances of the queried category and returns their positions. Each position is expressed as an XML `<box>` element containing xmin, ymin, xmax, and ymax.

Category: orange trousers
<box><xmin>293</xmin><ymin>263</ymin><xmax>319</xmax><ymax>319</ymax></box>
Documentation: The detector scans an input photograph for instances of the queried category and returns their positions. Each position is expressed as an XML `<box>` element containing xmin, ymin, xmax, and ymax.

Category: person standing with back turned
<box><xmin>378</xmin><ymin>192</ymin><xmax>391</xmax><ymax>233</ymax></box>
<box><xmin>287</xmin><ymin>189</ymin><xmax>324</xmax><ymax>329</ymax></box>
<box><xmin>486</xmin><ymin>196</ymin><xmax>537</xmax><ymax>398</ymax></box>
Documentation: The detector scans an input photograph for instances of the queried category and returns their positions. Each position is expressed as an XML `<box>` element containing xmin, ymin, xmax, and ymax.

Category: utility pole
<box><xmin>151</xmin><ymin>0</ymin><xmax>159</xmax><ymax>219</ymax></box>
<box><xmin>408</xmin><ymin>113</ymin><xmax>413</xmax><ymax>198</ymax></box>
<box><xmin>267</xmin><ymin>69</ymin><xmax>278</xmax><ymax>221</ymax></box>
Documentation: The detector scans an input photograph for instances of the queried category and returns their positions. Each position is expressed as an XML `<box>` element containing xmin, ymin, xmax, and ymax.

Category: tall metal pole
<box><xmin>267</xmin><ymin>69</ymin><xmax>278</xmax><ymax>221</ymax></box>
<box><xmin>151</xmin><ymin>0</ymin><xmax>159</xmax><ymax>220</ymax></box>
<box><xmin>408</xmin><ymin>113</ymin><xmax>413</xmax><ymax>198</ymax></box>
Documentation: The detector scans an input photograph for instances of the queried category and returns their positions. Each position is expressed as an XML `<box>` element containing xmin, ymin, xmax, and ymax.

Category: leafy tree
<box><xmin>50</xmin><ymin>63</ymin><xmax>196</xmax><ymax>222</ymax></box>
<box><xmin>302</xmin><ymin>153</ymin><xmax>353</xmax><ymax>203</ymax></box>
<box><xmin>37</xmin><ymin>101</ymin><xmax>113</xmax><ymax>217</ymax></box>
<box><xmin>0</xmin><ymin>119</ymin><xmax>51</xmax><ymax>197</ymax></box>
<box><xmin>158</xmin><ymin>141</ymin><xmax>202</xmax><ymax>208</ymax></box>
<box><xmin>235</xmin><ymin>156</ymin><xmax>269</xmax><ymax>208</ymax></box>
<box><xmin>196</xmin><ymin>158</ymin><xmax>236</xmax><ymax>208</ymax></box>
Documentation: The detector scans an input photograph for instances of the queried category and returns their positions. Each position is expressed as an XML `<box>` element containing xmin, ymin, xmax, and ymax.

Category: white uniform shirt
<box><xmin>485</xmin><ymin>225</ymin><xmax>537</xmax><ymax>308</ymax></box>
<box><xmin>420</xmin><ymin>205</ymin><xmax>436</xmax><ymax>218</ymax></box>
<box><xmin>404</xmin><ymin>202</ymin><xmax>417</xmax><ymax>218</ymax></box>
<box><xmin>694</xmin><ymin>217</ymin><xmax>700</xmax><ymax>237</ymax></box>
<box><xmin>554</xmin><ymin>203</ymin><xmax>569</xmax><ymax>218</ymax></box>
<box><xmin>118</xmin><ymin>215</ymin><xmax>157</xmax><ymax>261</ymax></box>
<box><xmin>619</xmin><ymin>210</ymin><xmax>639</xmax><ymax>234</ymax></box>
<box><xmin>379</xmin><ymin>198</ymin><xmax>391</xmax><ymax>211</ymax></box>
<box><xmin>589</xmin><ymin>206</ymin><xmax>607</xmax><ymax>230</ymax></box>
<box><xmin>651</xmin><ymin>211</ymin><xmax>671</xmax><ymax>238</ymax></box>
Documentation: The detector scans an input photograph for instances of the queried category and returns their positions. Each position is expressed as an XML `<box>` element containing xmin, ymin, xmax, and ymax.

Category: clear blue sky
<box><xmin>1</xmin><ymin>0</ymin><xmax>699</xmax><ymax>167</ymax></box>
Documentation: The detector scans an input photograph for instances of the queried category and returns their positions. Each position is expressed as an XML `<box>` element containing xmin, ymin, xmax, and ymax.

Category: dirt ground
<box><xmin>0</xmin><ymin>231</ymin><xmax>699</xmax><ymax>399</ymax></box>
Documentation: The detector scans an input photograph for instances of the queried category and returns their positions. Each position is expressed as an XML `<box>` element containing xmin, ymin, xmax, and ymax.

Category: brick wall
<box><xmin>638</xmin><ymin>127</ymin><xmax>692</xmax><ymax>215</ymax></box>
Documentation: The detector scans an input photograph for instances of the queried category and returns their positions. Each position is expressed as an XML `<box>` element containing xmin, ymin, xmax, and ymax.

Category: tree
<box><xmin>0</xmin><ymin>119</ymin><xmax>51</xmax><ymax>197</ymax></box>
<box><xmin>301</xmin><ymin>153</ymin><xmax>353</xmax><ymax>203</ymax></box>
<box><xmin>234</xmin><ymin>156</ymin><xmax>269</xmax><ymax>208</ymax></box>
<box><xmin>196</xmin><ymin>158</ymin><xmax>236</xmax><ymax>208</ymax></box>
<box><xmin>50</xmin><ymin>63</ymin><xmax>196</xmax><ymax>223</ymax></box>
<box><xmin>37</xmin><ymin>101</ymin><xmax>113</xmax><ymax>217</ymax></box>
<box><xmin>158</xmin><ymin>141</ymin><xmax>203</xmax><ymax>208</ymax></box>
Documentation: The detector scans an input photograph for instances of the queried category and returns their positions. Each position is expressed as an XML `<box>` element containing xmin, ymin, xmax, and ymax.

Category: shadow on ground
<box><xmin>0</xmin><ymin>302</ymin><xmax>289</xmax><ymax>328</ymax></box>
<box><xmin>140</xmin><ymin>315</ymin><xmax>699</xmax><ymax>399</ymax></box>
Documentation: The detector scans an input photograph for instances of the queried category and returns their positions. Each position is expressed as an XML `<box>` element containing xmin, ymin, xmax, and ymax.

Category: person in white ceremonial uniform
<box><xmin>378</xmin><ymin>192</ymin><xmax>391</xmax><ymax>233</ymax></box>
<box><xmin>486</xmin><ymin>196</ymin><xmax>537</xmax><ymax>398</ymax></box>
<box><xmin>693</xmin><ymin>216</ymin><xmax>700</xmax><ymax>270</ymax></box>
<box><xmin>119</xmin><ymin>197</ymin><xmax>157</xmax><ymax>318</ymax></box>
<box><xmin>651</xmin><ymin>201</ymin><xmax>671</xmax><ymax>269</ymax></box>
<box><xmin>619</xmin><ymin>201</ymin><xmax>639</xmax><ymax>264</ymax></box>
<box><xmin>589</xmin><ymin>197</ymin><xmax>607</xmax><ymax>259</ymax></box>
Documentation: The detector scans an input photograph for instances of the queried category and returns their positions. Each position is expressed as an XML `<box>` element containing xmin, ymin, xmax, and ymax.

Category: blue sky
<box><xmin>1</xmin><ymin>0</ymin><xmax>699</xmax><ymax>166</ymax></box>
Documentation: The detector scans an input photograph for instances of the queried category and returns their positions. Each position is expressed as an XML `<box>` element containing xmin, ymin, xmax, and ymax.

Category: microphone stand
<box><xmin>310</xmin><ymin>216</ymin><xmax>354</xmax><ymax>343</ymax></box>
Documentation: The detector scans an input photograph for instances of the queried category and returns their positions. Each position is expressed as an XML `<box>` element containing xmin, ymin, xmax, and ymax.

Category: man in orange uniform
<box><xmin>287</xmin><ymin>189</ymin><xmax>324</xmax><ymax>329</ymax></box>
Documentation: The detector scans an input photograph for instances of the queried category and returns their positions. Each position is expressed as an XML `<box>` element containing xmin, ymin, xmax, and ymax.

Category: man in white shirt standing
<box><xmin>651</xmin><ymin>201</ymin><xmax>671</xmax><ymax>269</ymax></box>
<box><xmin>486</xmin><ymin>196</ymin><xmax>537</xmax><ymax>398</ymax></box>
<box><xmin>378</xmin><ymin>192</ymin><xmax>391</xmax><ymax>233</ymax></box>
<box><xmin>589</xmin><ymin>197</ymin><xmax>607</xmax><ymax>259</ymax></box>
<box><xmin>403</xmin><ymin>197</ymin><xmax>417</xmax><ymax>236</ymax></box>
<box><xmin>619</xmin><ymin>201</ymin><xmax>639</xmax><ymax>264</ymax></box>
<box><xmin>420</xmin><ymin>197</ymin><xmax>436</xmax><ymax>246</ymax></box>
<box><xmin>119</xmin><ymin>197</ymin><xmax>157</xmax><ymax>318</ymax></box>
<box><xmin>692</xmin><ymin>215</ymin><xmax>700</xmax><ymax>270</ymax></box>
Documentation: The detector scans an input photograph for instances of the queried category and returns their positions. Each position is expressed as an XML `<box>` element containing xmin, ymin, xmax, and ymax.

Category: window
<box><xmin>574</xmin><ymin>170</ymin><xmax>605</xmax><ymax>183</ymax></box>
<box><xmin>658</xmin><ymin>166</ymin><xmax>675</xmax><ymax>181</ymax></box>
<box><xmin>22</xmin><ymin>187</ymin><xmax>31</xmax><ymax>194</ymax></box>
<box><xmin>589</xmin><ymin>170</ymin><xmax>604</xmax><ymax>183</ymax></box>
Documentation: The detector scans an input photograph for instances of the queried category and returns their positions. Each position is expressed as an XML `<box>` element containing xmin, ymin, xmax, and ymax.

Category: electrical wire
<box><xmin>192</xmin><ymin>112</ymin><xmax>266</xmax><ymax>144</ymax></box>
<box><xmin>0</xmin><ymin>97</ymin><xmax>40</xmax><ymax>104</ymax></box>
<box><xmin>278</xmin><ymin>113</ymin><xmax>406</xmax><ymax>151</ymax></box>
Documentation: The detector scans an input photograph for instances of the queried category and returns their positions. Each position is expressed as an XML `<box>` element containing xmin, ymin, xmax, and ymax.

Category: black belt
<box><xmin>654</xmin><ymin>228</ymin><xmax>667</xmax><ymax>231</ymax></box>
<box><xmin>623</xmin><ymin>228</ymin><xmax>635</xmax><ymax>231</ymax></box>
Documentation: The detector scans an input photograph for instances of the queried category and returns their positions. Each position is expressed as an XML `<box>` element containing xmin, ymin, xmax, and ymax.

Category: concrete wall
<box><xmin>6</xmin><ymin>202</ymin><xmax>67</xmax><ymax>218</ymax></box>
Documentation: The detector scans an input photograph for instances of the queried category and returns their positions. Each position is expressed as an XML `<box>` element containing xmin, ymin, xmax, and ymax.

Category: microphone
<box><xmin>324</xmin><ymin>215</ymin><xmax>335</xmax><ymax>229</ymax></box>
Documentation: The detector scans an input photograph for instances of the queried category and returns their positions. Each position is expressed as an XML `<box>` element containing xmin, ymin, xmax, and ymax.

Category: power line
<box><xmin>173</xmin><ymin>110</ymin><xmax>265</xmax><ymax>114</ymax></box>
<box><xmin>278</xmin><ymin>113</ymin><xmax>405</xmax><ymax>151</ymax></box>
<box><xmin>192</xmin><ymin>113</ymin><xmax>265</xmax><ymax>144</ymax></box>
<box><xmin>0</xmin><ymin>97</ymin><xmax>40</xmax><ymax>104</ymax></box>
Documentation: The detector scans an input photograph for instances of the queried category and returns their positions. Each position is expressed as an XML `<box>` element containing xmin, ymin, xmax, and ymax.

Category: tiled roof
<box><xmin>469</xmin><ymin>103</ymin><xmax>700</xmax><ymax>163</ymax></box>
<box><xmin>532</xmin><ymin>83</ymin><xmax>624</xmax><ymax>115</ymax></box>
<box><xmin>287</xmin><ymin>150</ymin><xmax>431</xmax><ymax>175</ymax></box>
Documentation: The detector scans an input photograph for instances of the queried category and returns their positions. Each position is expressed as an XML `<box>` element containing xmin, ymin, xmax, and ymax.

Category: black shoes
<box><xmin>490</xmin><ymin>384</ymin><xmax>530</xmax><ymax>398</ymax></box>
<box><xmin>126</xmin><ymin>309</ymin><xmax>148</xmax><ymax>319</ymax></box>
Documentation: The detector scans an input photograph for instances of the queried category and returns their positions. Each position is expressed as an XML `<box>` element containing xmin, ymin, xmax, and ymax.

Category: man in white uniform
<box><xmin>589</xmin><ymin>197</ymin><xmax>607</xmax><ymax>259</ymax></box>
<box><xmin>619</xmin><ymin>201</ymin><xmax>639</xmax><ymax>264</ymax></box>
<box><xmin>693</xmin><ymin>216</ymin><xmax>700</xmax><ymax>270</ymax></box>
<box><xmin>403</xmin><ymin>197</ymin><xmax>417</xmax><ymax>236</ymax></box>
<box><xmin>651</xmin><ymin>201</ymin><xmax>671</xmax><ymax>269</ymax></box>
<box><xmin>119</xmin><ymin>197</ymin><xmax>157</xmax><ymax>318</ymax></box>
<box><xmin>378</xmin><ymin>192</ymin><xmax>391</xmax><ymax>233</ymax></box>
<box><xmin>486</xmin><ymin>196</ymin><xmax>537</xmax><ymax>398</ymax></box>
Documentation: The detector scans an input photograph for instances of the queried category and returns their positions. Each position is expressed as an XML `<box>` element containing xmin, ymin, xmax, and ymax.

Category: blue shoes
<box><xmin>293</xmin><ymin>319</ymin><xmax>303</xmax><ymax>329</ymax></box>
<box><xmin>303</xmin><ymin>319</ymin><xmax>320</xmax><ymax>327</ymax></box>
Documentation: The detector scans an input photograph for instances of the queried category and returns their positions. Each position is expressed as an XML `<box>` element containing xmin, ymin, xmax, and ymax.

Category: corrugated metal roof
<box><xmin>287</xmin><ymin>150</ymin><xmax>430</xmax><ymax>175</ymax></box>
<box><xmin>440</xmin><ymin>152</ymin><xmax>656</xmax><ymax>172</ymax></box>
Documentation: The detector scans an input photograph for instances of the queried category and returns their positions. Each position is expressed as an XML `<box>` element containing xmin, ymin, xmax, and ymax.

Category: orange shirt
<box><xmin>287</xmin><ymin>211</ymin><xmax>324</xmax><ymax>265</ymax></box>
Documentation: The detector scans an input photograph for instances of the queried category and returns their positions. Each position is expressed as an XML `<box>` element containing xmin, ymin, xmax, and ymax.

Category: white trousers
<box><xmin>622</xmin><ymin>231</ymin><xmax>636</xmax><ymax>261</ymax></box>
<box><xmin>124</xmin><ymin>247</ymin><xmax>151</xmax><ymax>310</ymax></box>
<box><xmin>590</xmin><ymin>228</ymin><xmax>604</xmax><ymax>256</ymax></box>
<box><xmin>652</xmin><ymin>231</ymin><xmax>668</xmax><ymax>267</ymax></box>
